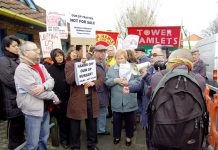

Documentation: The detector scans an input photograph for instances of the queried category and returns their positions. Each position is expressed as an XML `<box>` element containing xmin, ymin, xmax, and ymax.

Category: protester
<box><xmin>41</xmin><ymin>57</ymin><xmax>53</xmax><ymax>69</ymax></box>
<box><xmin>65</xmin><ymin>45</ymin><xmax>103</xmax><ymax>150</ymax></box>
<box><xmin>47</xmin><ymin>48</ymin><xmax>70</xmax><ymax>149</ymax></box>
<box><xmin>105</xmin><ymin>49</ymin><xmax>140</xmax><ymax>146</ymax></box>
<box><xmin>87</xmin><ymin>46</ymin><xmax>95</xmax><ymax>60</ymax></box>
<box><xmin>92</xmin><ymin>45</ymin><xmax>110</xmax><ymax>136</ymax></box>
<box><xmin>14</xmin><ymin>41</ymin><xmax>60</xmax><ymax>150</ymax></box>
<box><xmin>0</xmin><ymin>35</ymin><xmax>25</xmax><ymax>150</ymax></box>
<box><xmin>106</xmin><ymin>45</ymin><xmax>116</xmax><ymax>67</ymax></box>
<box><xmin>134</xmin><ymin>48</ymin><xmax>150</xmax><ymax>64</ymax></box>
<box><xmin>66</xmin><ymin>46</ymin><xmax>77</xmax><ymax>62</ymax></box>
<box><xmin>133</xmin><ymin>48</ymin><xmax>150</xmax><ymax>123</ymax></box>
<box><xmin>191</xmin><ymin>48</ymin><xmax>207</xmax><ymax>78</ymax></box>
<box><xmin>105</xmin><ymin>45</ymin><xmax>116</xmax><ymax>118</ymax></box>
<box><xmin>124</xmin><ymin>44</ymin><xmax>167</xmax><ymax>141</ymax></box>
<box><xmin>148</xmin><ymin>49</ymin><xmax>206</xmax><ymax>150</ymax></box>
<box><xmin>126</xmin><ymin>49</ymin><xmax>137</xmax><ymax>63</ymax></box>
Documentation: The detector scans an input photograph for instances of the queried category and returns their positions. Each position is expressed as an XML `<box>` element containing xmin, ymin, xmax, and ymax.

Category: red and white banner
<box><xmin>128</xmin><ymin>26</ymin><xmax>181</xmax><ymax>47</ymax></box>
<box><xmin>96</xmin><ymin>31</ymin><xmax>119</xmax><ymax>47</ymax></box>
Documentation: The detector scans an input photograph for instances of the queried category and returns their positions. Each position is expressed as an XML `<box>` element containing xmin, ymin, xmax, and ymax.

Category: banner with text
<box><xmin>70</xmin><ymin>13</ymin><xmax>96</xmax><ymax>38</ymax></box>
<box><xmin>74</xmin><ymin>60</ymin><xmax>96</xmax><ymax>85</ymax></box>
<box><xmin>96</xmin><ymin>31</ymin><xmax>119</xmax><ymax>47</ymax></box>
<box><xmin>39</xmin><ymin>32</ymin><xmax>62</xmax><ymax>58</ymax></box>
<box><xmin>46</xmin><ymin>11</ymin><xmax>68</xmax><ymax>39</ymax></box>
<box><xmin>128</xmin><ymin>26</ymin><xmax>181</xmax><ymax>47</ymax></box>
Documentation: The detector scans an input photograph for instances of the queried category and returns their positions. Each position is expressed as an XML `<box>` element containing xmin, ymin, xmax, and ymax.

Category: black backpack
<box><xmin>147</xmin><ymin>68</ymin><xmax>208</xmax><ymax>150</ymax></box>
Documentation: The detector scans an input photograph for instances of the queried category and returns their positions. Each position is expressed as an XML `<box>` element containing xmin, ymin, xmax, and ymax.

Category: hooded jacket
<box><xmin>47</xmin><ymin>49</ymin><xmax>70</xmax><ymax>104</ymax></box>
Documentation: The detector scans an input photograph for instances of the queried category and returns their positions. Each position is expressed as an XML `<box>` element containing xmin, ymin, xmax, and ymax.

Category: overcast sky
<box><xmin>34</xmin><ymin>0</ymin><xmax>218</xmax><ymax>36</ymax></box>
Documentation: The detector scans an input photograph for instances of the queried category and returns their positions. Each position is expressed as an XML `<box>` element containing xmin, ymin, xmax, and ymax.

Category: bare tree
<box><xmin>116</xmin><ymin>0</ymin><xmax>159</xmax><ymax>39</ymax></box>
<box><xmin>201</xmin><ymin>16</ymin><xmax>218</xmax><ymax>37</ymax></box>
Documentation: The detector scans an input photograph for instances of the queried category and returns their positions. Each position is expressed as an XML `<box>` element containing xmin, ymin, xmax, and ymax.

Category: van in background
<box><xmin>195</xmin><ymin>33</ymin><xmax>218</xmax><ymax>92</ymax></box>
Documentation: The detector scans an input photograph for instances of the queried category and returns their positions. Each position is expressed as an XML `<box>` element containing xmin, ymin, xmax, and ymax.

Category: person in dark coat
<box><xmin>134</xmin><ymin>48</ymin><xmax>150</xmax><ymax>122</ymax></box>
<box><xmin>93</xmin><ymin>45</ymin><xmax>110</xmax><ymax>135</ymax></box>
<box><xmin>0</xmin><ymin>35</ymin><xmax>25</xmax><ymax>149</ymax></box>
<box><xmin>134</xmin><ymin>48</ymin><xmax>150</xmax><ymax>64</ymax></box>
<box><xmin>65</xmin><ymin>45</ymin><xmax>103</xmax><ymax>150</ymax></box>
<box><xmin>47</xmin><ymin>48</ymin><xmax>70</xmax><ymax>149</ymax></box>
<box><xmin>191</xmin><ymin>48</ymin><xmax>207</xmax><ymax>78</ymax></box>
<box><xmin>149</xmin><ymin>49</ymin><xmax>206</xmax><ymax>150</ymax></box>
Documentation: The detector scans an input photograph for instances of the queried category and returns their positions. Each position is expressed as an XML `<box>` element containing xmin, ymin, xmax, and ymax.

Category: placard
<box><xmin>122</xmin><ymin>35</ymin><xmax>139</xmax><ymax>50</ymax></box>
<box><xmin>74</xmin><ymin>60</ymin><xmax>96</xmax><ymax>85</ymax></box>
<box><xmin>46</xmin><ymin>11</ymin><xmax>68</xmax><ymax>39</ymax></box>
<box><xmin>39</xmin><ymin>32</ymin><xmax>62</xmax><ymax>58</ymax></box>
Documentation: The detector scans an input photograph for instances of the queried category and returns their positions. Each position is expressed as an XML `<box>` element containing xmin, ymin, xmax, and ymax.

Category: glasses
<box><xmin>150</xmin><ymin>53</ymin><xmax>163</xmax><ymax>57</ymax></box>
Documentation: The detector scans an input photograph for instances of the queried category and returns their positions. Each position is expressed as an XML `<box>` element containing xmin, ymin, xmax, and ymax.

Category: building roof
<box><xmin>183</xmin><ymin>34</ymin><xmax>203</xmax><ymax>41</ymax></box>
<box><xmin>0</xmin><ymin>0</ymin><xmax>45</xmax><ymax>23</ymax></box>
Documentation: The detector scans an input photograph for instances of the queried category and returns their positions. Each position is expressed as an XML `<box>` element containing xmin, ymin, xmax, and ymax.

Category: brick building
<box><xmin>0</xmin><ymin>0</ymin><xmax>46</xmax><ymax>56</ymax></box>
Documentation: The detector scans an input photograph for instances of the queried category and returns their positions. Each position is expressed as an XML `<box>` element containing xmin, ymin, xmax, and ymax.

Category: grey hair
<box><xmin>20</xmin><ymin>41</ymin><xmax>36</xmax><ymax>50</ymax></box>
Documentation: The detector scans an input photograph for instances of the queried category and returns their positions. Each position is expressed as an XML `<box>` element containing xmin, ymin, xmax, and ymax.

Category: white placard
<box><xmin>74</xmin><ymin>60</ymin><xmax>96</xmax><ymax>85</ymax></box>
<box><xmin>46</xmin><ymin>11</ymin><xmax>68</xmax><ymax>39</ymax></box>
<box><xmin>69</xmin><ymin>13</ymin><xmax>96</xmax><ymax>38</ymax></box>
<box><xmin>119</xmin><ymin>63</ymin><xmax>132</xmax><ymax>81</ymax></box>
<box><xmin>39</xmin><ymin>32</ymin><xmax>62</xmax><ymax>58</ymax></box>
<box><xmin>122</xmin><ymin>35</ymin><xmax>139</xmax><ymax>50</ymax></box>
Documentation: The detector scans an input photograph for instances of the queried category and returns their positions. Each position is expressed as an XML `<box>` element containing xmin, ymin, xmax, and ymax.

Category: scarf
<box><xmin>31</xmin><ymin>65</ymin><xmax>45</xmax><ymax>83</ymax></box>
<box><xmin>166</xmin><ymin>58</ymin><xmax>193</xmax><ymax>71</ymax></box>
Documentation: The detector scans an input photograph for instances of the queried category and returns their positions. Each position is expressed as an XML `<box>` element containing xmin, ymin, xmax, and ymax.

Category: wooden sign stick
<box><xmin>82</xmin><ymin>45</ymin><xmax>89</xmax><ymax>95</ymax></box>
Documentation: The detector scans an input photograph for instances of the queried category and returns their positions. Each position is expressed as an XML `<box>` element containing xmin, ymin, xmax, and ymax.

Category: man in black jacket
<box><xmin>0</xmin><ymin>35</ymin><xmax>25</xmax><ymax>149</ymax></box>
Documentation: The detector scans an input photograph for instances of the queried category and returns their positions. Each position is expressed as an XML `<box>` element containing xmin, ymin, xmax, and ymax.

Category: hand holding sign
<box><xmin>84</xmin><ymin>81</ymin><xmax>95</xmax><ymax>88</ymax></box>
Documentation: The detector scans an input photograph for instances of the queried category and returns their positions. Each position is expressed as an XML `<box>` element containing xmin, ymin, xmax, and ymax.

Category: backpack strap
<box><xmin>151</xmin><ymin>68</ymin><xmax>200</xmax><ymax>102</ymax></box>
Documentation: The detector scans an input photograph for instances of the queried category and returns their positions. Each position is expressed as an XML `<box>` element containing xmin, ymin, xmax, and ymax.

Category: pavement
<box><xmin>0</xmin><ymin>118</ymin><xmax>147</xmax><ymax>150</ymax></box>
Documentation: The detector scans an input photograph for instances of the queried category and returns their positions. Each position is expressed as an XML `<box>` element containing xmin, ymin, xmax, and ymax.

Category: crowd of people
<box><xmin>0</xmin><ymin>35</ymin><xmax>207</xmax><ymax>150</ymax></box>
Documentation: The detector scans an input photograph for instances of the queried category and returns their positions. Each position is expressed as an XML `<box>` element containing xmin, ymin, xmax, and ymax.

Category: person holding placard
<box><xmin>65</xmin><ymin>45</ymin><xmax>103</xmax><ymax>150</ymax></box>
<box><xmin>105</xmin><ymin>50</ymin><xmax>140</xmax><ymax>146</ymax></box>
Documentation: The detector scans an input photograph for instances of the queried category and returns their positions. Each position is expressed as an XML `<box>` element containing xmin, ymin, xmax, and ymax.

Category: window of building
<box><xmin>61</xmin><ymin>41</ymin><xmax>69</xmax><ymax>54</ymax></box>
<box><xmin>16</xmin><ymin>32</ymin><xmax>33</xmax><ymax>41</ymax></box>
<box><xmin>0</xmin><ymin>29</ymin><xmax>5</xmax><ymax>57</ymax></box>
<box><xmin>19</xmin><ymin>0</ymin><xmax>37</xmax><ymax>10</ymax></box>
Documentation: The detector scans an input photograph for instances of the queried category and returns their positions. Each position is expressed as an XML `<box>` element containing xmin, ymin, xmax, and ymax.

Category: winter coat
<box><xmin>137</xmin><ymin>55</ymin><xmax>150</xmax><ymax>64</ymax></box>
<box><xmin>129</xmin><ymin>66</ymin><xmax>156</xmax><ymax>128</ymax></box>
<box><xmin>65</xmin><ymin>59</ymin><xmax>103</xmax><ymax>120</ymax></box>
<box><xmin>47</xmin><ymin>51</ymin><xmax>70</xmax><ymax>105</ymax></box>
<box><xmin>105</xmin><ymin>64</ymin><xmax>140</xmax><ymax>112</ymax></box>
<box><xmin>15</xmin><ymin>63</ymin><xmax>58</xmax><ymax>117</ymax></box>
<box><xmin>193</xmin><ymin>59</ymin><xmax>207</xmax><ymax>78</ymax></box>
<box><xmin>0</xmin><ymin>55</ymin><xmax>22</xmax><ymax>119</ymax></box>
<box><xmin>96</xmin><ymin>62</ymin><xmax>109</xmax><ymax>107</ymax></box>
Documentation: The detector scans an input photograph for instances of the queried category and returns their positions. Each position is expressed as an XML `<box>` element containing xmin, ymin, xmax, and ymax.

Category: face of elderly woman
<box><xmin>116</xmin><ymin>55</ymin><xmax>126</xmax><ymax>65</ymax></box>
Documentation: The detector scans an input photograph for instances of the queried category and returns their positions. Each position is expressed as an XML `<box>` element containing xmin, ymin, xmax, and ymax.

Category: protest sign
<box><xmin>39</xmin><ymin>32</ymin><xmax>62</xmax><ymax>58</ymax></box>
<box><xmin>69</xmin><ymin>13</ymin><xmax>96</xmax><ymax>46</ymax></box>
<box><xmin>122</xmin><ymin>35</ymin><xmax>139</xmax><ymax>50</ymax></box>
<box><xmin>46</xmin><ymin>11</ymin><xmax>68</xmax><ymax>39</ymax></box>
<box><xmin>74</xmin><ymin>60</ymin><xmax>96</xmax><ymax>85</ymax></box>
